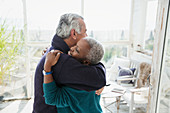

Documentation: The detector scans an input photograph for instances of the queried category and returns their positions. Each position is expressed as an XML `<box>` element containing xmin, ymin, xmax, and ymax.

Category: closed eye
<box><xmin>76</xmin><ymin>47</ymin><xmax>79</xmax><ymax>53</ymax></box>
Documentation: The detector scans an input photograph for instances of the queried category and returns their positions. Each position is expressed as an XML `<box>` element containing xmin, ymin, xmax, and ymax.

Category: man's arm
<box><xmin>43</xmin><ymin>49</ymin><xmax>106</xmax><ymax>95</ymax></box>
<box><xmin>52</xmin><ymin>54</ymin><xmax>106</xmax><ymax>91</ymax></box>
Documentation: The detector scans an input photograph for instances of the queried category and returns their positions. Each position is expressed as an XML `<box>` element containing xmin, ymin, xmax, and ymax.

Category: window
<box><xmin>26</xmin><ymin>0</ymin><xmax>82</xmax><ymax>97</ymax></box>
<box><xmin>144</xmin><ymin>0</ymin><xmax>158</xmax><ymax>53</ymax></box>
<box><xmin>27</xmin><ymin>0</ymin><xmax>81</xmax><ymax>42</ymax></box>
<box><xmin>0</xmin><ymin>0</ymin><xmax>132</xmax><ymax>99</ymax></box>
<box><xmin>84</xmin><ymin>0</ymin><xmax>131</xmax><ymax>67</ymax></box>
<box><xmin>0</xmin><ymin>0</ymin><xmax>26</xmax><ymax>99</ymax></box>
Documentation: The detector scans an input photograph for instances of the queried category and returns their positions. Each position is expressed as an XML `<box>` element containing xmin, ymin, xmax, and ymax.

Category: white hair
<box><xmin>56</xmin><ymin>13</ymin><xmax>84</xmax><ymax>39</ymax></box>
<box><xmin>84</xmin><ymin>37</ymin><xmax>104</xmax><ymax>64</ymax></box>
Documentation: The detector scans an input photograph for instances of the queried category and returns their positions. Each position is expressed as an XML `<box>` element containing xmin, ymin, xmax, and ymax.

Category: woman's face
<box><xmin>68</xmin><ymin>38</ymin><xmax>90</xmax><ymax>62</ymax></box>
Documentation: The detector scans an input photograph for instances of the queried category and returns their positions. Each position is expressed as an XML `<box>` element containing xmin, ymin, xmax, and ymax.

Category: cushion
<box><xmin>108</xmin><ymin>58</ymin><xmax>130</xmax><ymax>81</ymax></box>
<box><xmin>117</xmin><ymin>66</ymin><xmax>136</xmax><ymax>83</ymax></box>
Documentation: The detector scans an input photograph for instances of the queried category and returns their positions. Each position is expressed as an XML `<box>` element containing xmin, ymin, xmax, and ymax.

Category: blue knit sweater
<box><xmin>43</xmin><ymin>81</ymin><xmax>103</xmax><ymax>113</ymax></box>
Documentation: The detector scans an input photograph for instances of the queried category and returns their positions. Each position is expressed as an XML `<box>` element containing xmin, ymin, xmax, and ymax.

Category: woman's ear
<box><xmin>83</xmin><ymin>60</ymin><xmax>90</xmax><ymax>65</ymax></box>
<box><xmin>70</xmin><ymin>29</ymin><xmax>77</xmax><ymax>40</ymax></box>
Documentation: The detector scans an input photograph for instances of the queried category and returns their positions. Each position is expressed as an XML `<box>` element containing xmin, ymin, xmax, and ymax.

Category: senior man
<box><xmin>33</xmin><ymin>13</ymin><xmax>106</xmax><ymax>113</ymax></box>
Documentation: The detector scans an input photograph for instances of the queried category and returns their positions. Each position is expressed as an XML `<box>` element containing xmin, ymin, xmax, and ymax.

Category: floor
<box><xmin>0</xmin><ymin>96</ymin><xmax>146</xmax><ymax>113</ymax></box>
<box><xmin>0</xmin><ymin>82</ymin><xmax>147</xmax><ymax>113</ymax></box>
<box><xmin>0</xmin><ymin>98</ymin><xmax>33</xmax><ymax>113</ymax></box>
<box><xmin>101</xmin><ymin>97</ymin><xmax>146</xmax><ymax>113</ymax></box>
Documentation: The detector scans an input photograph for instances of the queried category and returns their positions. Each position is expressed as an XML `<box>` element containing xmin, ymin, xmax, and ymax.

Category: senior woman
<box><xmin>43</xmin><ymin>37</ymin><xmax>105</xmax><ymax>113</ymax></box>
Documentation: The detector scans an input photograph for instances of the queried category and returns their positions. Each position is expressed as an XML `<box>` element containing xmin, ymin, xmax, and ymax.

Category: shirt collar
<box><xmin>51</xmin><ymin>34</ymin><xmax>70</xmax><ymax>54</ymax></box>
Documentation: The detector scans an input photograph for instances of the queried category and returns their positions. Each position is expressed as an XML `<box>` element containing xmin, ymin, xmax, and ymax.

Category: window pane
<box><xmin>0</xmin><ymin>0</ymin><xmax>24</xmax><ymax>28</ymax></box>
<box><xmin>101</xmin><ymin>44</ymin><xmax>128</xmax><ymax>68</ymax></box>
<box><xmin>84</xmin><ymin>0</ymin><xmax>131</xmax><ymax>42</ymax></box>
<box><xmin>88</xmin><ymin>30</ymin><xmax>129</xmax><ymax>42</ymax></box>
<box><xmin>144</xmin><ymin>1</ymin><xmax>158</xmax><ymax>52</ymax></box>
<box><xmin>27</xmin><ymin>0</ymin><xmax>81</xmax><ymax>29</ymax></box>
<box><xmin>0</xmin><ymin>0</ymin><xmax>26</xmax><ymax>99</ymax></box>
<box><xmin>27</xmin><ymin>0</ymin><xmax>81</xmax><ymax>42</ymax></box>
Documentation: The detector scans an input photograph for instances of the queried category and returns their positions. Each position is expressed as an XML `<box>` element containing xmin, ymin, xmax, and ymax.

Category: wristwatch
<box><xmin>43</xmin><ymin>70</ymin><xmax>53</xmax><ymax>75</ymax></box>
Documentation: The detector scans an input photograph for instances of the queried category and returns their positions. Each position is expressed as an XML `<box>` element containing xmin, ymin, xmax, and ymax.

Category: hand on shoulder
<box><xmin>44</xmin><ymin>50</ymin><xmax>63</xmax><ymax>72</ymax></box>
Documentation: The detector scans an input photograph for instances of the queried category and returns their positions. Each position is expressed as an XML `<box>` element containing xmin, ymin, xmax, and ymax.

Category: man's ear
<box><xmin>70</xmin><ymin>29</ymin><xmax>77</xmax><ymax>40</ymax></box>
<box><xmin>83</xmin><ymin>60</ymin><xmax>90</xmax><ymax>65</ymax></box>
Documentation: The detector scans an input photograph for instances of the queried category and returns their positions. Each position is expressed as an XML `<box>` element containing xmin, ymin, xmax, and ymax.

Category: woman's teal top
<box><xmin>43</xmin><ymin>81</ymin><xmax>102</xmax><ymax>113</ymax></box>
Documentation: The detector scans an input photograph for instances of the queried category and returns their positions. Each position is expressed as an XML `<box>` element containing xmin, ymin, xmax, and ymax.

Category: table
<box><xmin>101</xmin><ymin>82</ymin><xmax>126</xmax><ymax>113</ymax></box>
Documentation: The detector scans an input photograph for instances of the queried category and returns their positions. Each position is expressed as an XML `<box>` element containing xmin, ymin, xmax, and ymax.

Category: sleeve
<box><xmin>43</xmin><ymin>81</ymin><xmax>70</xmax><ymax>107</ymax></box>
<box><xmin>54</xmin><ymin>55</ymin><xmax>106</xmax><ymax>91</ymax></box>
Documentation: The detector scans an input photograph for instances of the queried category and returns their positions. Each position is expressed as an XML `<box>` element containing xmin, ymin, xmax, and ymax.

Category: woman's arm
<box><xmin>43</xmin><ymin>50</ymin><xmax>70</xmax><ymax>107</ymax></box>
<box><xmin>43</xmin><ymin>50</ymin><xmax>61</xmax><ymax>83</ymax></box>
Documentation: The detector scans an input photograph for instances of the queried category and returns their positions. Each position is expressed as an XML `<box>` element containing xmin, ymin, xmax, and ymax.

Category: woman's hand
<box><xmin>44</xmin><ymin>50</ymin><xmax>63</xmax><ymax>72</ymax></box>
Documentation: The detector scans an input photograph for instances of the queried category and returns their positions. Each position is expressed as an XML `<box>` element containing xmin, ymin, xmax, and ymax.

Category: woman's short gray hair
<box><xmin>56</xmin><ymin>13</ymin><xmax>84</xmax><ymax>39</ymax></box>
<box><xmin>84</xmin><ymin>37</ymin><xmax>104</xmax><ymax>64</ymax></box>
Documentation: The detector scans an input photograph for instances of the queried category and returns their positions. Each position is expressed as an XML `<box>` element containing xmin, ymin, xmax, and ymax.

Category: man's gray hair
<box><xmin>56</xmin><ymin>13</ymin><xmax>84</xmax><ymax>39</ymax></box>
<box><xmin>84</xmin><ymin>37</ymin><xmax>104</xmax><ymax>64</ymax></box>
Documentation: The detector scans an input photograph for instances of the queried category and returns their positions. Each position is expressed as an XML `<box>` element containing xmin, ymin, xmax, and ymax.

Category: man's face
<box><xmin>68</xmin><ymin>38</ymin><xmax>90</xmax><ymax>62</ymax></box>
<box><xmin>75</xmin><ymin>19</ymin><xmax>87</xmax><ymax>42</ymax></box>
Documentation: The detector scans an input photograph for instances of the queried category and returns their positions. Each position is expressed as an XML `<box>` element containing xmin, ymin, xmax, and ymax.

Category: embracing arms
<box><xmin>43</xmin><ymin>51</ymin><xmax>71</xmax><ymax>107</ymax></box>
<box><xmin>44</xmin><ymin>49</ymin><xmax>106</xmax><ymax>93</ymax></box>
<box><xmin>43</xmin><ymin>51</ymin><xmax>103</xmax><ymax>107</ymax></box>
<box><xmin>52</xmin><ymin>54</ymin><xmax>106</xmax><ymax>91</ymax></box>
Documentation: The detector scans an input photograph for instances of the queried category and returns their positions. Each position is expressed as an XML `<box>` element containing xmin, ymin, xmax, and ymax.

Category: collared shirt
<box><xmin>32</xmin><ymin>34</ymin><xmax>106</xmax><ymax>113</ymax></box>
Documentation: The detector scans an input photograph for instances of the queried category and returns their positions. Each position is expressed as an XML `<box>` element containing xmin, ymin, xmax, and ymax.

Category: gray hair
<box><xmin>84</xmin><ymin>37</ymin><xmax>104</xmax><ymax>64</ymax></box>
<box><xmin>56</xmin><ymin>13</ymin><xmax>84</xmax><ymax>39</ymax></box>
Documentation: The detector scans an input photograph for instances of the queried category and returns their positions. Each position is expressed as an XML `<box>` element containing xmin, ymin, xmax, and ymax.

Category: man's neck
<box><xmin>64</xmin><ymin>37</ymin><xmax>76</xmax><ymax>48</ymax></box>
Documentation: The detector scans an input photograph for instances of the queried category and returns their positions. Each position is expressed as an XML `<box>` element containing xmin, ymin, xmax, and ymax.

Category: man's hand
<box><xmin>44</xmin><ymin>50</ymin><xmax>63</xmax><ymax>72</ymax></box>
<box><xmin>95</xmin><ymin>87</ymin><xmax>104</xmax><ymax>95</ymax></box>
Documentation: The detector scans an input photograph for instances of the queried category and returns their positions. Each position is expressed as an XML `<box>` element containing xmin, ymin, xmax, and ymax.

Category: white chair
<box><xmin>123</xmin><ymin>86</ymin><xmax>149</xmax><ymax>113</ymax></box>
<box><xmin>116</xmin><ymin>59</ymin><xmax>141</xmax><ymax>87</ymax></box>
<box><xmin>117</xmin><ymin>62</ymin><xmax>151</xmax><ymax>113</ymax></box>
